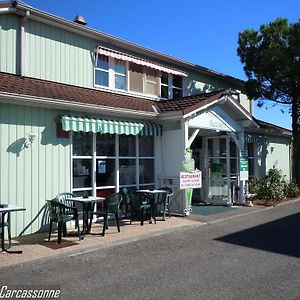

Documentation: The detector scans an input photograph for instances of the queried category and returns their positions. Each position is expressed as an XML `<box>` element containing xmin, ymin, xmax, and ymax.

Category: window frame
<box><xmin>94</xmin><ymin>53</ymin><xmax>185</xmax><ymax>99</ymax></box>
<box><xmin>71</xmin><ymin>132</ymin><xmax>156</xmax><ymax>195</ymax></box>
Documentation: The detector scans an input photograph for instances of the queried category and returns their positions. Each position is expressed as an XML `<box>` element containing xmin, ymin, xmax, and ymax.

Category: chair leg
<box><xmin>141</xmin><ymin>208</ymin><xmax>144</xmax><ymax>226</ymax></box>
<box><xmin>77</xmin><ymin>219</ymin><xmax>82</xmax><ymax>241</ymax></box>
<box><xmin>48</xmin><ymin>220</ymin><xmax>53</xmax><ymax>241</ymax></box>
<box><xmin>115</xmin><ymin>213</ymin><xmax>120</xmax><ymax>232</ymax></box>
<box><xmin>58</xmin><ymin>222</ymin><xmax>63</xmax><ymax>244</ymax></box>
<box><xmin>102</xmin><ymin>215</ymin><xmax>107</xmax><ymax>237</ymax></box>
<box><xmin>62</xmin><ymin>223</ymin><xmax>67</xmax><ymax>237</ymax></box>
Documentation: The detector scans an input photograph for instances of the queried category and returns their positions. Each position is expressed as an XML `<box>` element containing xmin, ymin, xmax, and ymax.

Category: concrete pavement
<box><xmin>1</xmin><ymin>198</ymin><xmax>298</xmax><ymax>269</ymax></box>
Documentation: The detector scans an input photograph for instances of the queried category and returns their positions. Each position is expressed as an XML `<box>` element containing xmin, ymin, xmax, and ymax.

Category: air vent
<box><xmin>74</xmin><ymin>15</ymin><xmax>87</xmax><ymax>26</ymax></box>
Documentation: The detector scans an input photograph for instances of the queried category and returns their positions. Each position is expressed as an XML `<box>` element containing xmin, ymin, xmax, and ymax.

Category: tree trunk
<box><xmin>291</xmin><ymin>98</ymin><xmax>300</xmax><ymax>184</ymax></box>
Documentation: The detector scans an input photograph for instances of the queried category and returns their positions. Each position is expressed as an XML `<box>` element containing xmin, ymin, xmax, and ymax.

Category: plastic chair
<box><xmin>0</xmin><ymin>213</ymin><xmax>11</xmax><ymax>248</ymax></box>
<box><xmin>157</xmin><ymin>187</ymin><xmax>174</xmax><ymax>220</ymax></box>
<box><xmin>47</xmin><ymin>199</ymin><xmax>82</xmax><ymax>244</ymax></box>
<box><xmin>129</xmin><ymin>190</ymin><xmax>154</xmax><ymax>226</ymax></box>
<box><xmin>89</xmin><ymin>192</ymin><xmax>123</xmax><ymax>236</ymax></box>
<box><xmin>55</xmin><ymin>192</ymin><xmax>83</xmax><ymax>228</ymax></box>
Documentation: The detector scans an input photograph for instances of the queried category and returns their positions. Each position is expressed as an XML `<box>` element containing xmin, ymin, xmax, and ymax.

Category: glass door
<box><xmin>207</xmin><ymin>137</ymin><xmax>229</xmax><ymax>203</ymax></box>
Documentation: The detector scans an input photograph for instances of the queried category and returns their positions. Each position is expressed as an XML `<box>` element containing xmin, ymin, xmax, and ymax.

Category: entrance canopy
<box><xmin>61</xmin><ymin>115</ymin><xmax>162</xmax><ymax>136</ymax></box>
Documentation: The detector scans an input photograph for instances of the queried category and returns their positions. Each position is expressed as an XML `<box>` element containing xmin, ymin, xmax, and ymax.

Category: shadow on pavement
<box><xmin>215</xmin><ymin>212</ymin><xmax>300</xmax><ymax>258</ymax></box>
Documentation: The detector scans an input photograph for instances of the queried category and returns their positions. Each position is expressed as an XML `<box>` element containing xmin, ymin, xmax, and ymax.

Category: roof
<box><xmin>156</xmin><ymin>90</ymin><xmax>229</xmax><ymax>115</ymax></box>
<box><xmin>0</xmin><ymin>72</ymin><xmax>156</xmax><ymax>114</ymax></box>
<box><xmin>2</xmin><ymin>1</ymin><xmax>244</xmax><ymax>87</ymax></box>
<box><xmin>252</xmin><ymin>118</ymin><xmax>292</xmax><ymax>136</ymax></box>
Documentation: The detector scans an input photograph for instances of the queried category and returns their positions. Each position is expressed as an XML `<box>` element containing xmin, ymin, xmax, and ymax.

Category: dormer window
<box><xmin>114</xmin><ymin>59</ymin><xmax>126</xmax><ymax>90</ymax></box>
<box><xmin>172</xmin><ymin>75</ymin><xmax>183</xmax><ymax>98</ymax></box>
<box><xmin>95</xmin><ymin>54</ymin><xmax>109</xmax><ymax>87</ymax></box>
<box><xmin>94</xmin><ymin>47</ymin><xmax>187</xmax><ymax>99</ymax></box>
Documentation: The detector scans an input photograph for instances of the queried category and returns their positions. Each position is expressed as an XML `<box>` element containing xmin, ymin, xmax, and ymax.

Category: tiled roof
<box><xmin>156</xmin><ymin>90</ymin><xmax>228</xmax><ymax>115</ymax></box>
<box><xmin>0</xmin><ymin>72</ymin><xmax>156</xmax><ymax>113</ymax></box>
<box><xmin>253</xmin><ymin>118</ymin><xmax>292</xmax><ymax>136</ymax></box>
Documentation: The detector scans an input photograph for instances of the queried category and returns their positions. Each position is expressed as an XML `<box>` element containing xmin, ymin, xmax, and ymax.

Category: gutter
<box><xmin>0</xmin><ymin>92</ymin><xmax>158</xmax><ymax>119</ymax></box>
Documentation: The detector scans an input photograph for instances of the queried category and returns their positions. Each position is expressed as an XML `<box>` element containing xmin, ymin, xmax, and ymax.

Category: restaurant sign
<box><xmin>180</xmin><ymin>171</ymin><xmax>202</xmax><ymax>189</ymax></box>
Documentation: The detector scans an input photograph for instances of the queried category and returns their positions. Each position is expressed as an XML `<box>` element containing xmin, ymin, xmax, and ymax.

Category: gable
<box><xmin>187</xmin><ymin>106</ymin><xmax>242</xmax><ymax>132</ymax></box>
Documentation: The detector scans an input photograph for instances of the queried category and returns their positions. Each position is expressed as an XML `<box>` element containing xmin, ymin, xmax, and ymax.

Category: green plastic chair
<box><xmin>47</xmin><ymin>199</ymin><xmax>82</xmax><ymax>244</ymax></box>
<box><xmin>156</xmin><ymin>187</ymin><xmax>174</xmax><ymax>220</ymax></box>
<box><xmin>55</xmin><ymin>193</ymin><xmax>83</xmax><ymax>228</ymax></box>
<box><xmin>89</xmin><ymin>192</ymin><xmax>123</xmax><ymax>237</ymax></box>
<box><xmin>129</xmin><ymin>190</ymin><xmax>154</xmax><ymax>226</ymax></box>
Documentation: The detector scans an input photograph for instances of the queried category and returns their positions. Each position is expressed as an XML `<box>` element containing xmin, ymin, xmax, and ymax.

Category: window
<box><xmin>172</xmin><ymin>75</ymin><xmax>183</xmax><ymax>98</ymax></box>
<box><xmin>94</xmin><ymin>54</ymin><xmax>184</xmax><ymax>99</ymax></box>
<box><xmin>145</xmin><ymin>69</ymin><xmax>159</xmax><ymax>96</ymax></box>
<box><xmin>247</xmin><ymin>143</ymin><xmax>255</xmax><ymax>179</ymax></box>
<box><xmin>72</xmin><ymin>132</ymin><xmax>155</xmax><ymax>194</ymax></box>
<box><xmin>160</xmin><ymin>72</ymin><xmax>169</xmax><ymax>99</ymax></box>
<box><xmin>95</xmin><ymin>54</ymin><xmax>109</xmax><ymax>87</ymax></box>
<box><xmin>129</xmin><ymin>63</ymin><xmax>143</xmax><ymax>93</ymax></box>
<box><xmin>114</xmin><ymin>59</ymin><xmax>126</xmax><ymax>90</ymax></box>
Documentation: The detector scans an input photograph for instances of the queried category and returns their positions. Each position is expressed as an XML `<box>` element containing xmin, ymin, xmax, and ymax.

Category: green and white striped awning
<box><xmin>61</xmin><ymin>116</ymin><xmax>162</xmax><ymax>136</ymax></box>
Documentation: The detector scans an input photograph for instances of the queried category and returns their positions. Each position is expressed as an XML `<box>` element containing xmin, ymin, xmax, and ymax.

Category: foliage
<box><xmin>237</xmin><ymin>18</ymin><xmax>300</xmax><ymax>184</ymax></box>
<box><xmin>237</xmin><ymin>18</ymin><xmax>300</xmax><ymax>104</ymax></box>
<box><xmin>284</xmin><ymin>181</ymin><xmax>300</xmax><ymax>198</ymax></box>
<box><xmin>255</xmin><ymin>167</ymin><xmax>286</xmax><ymax>201</ymax></box>
<box><xmin>249</xmin><ymin>167</ymin><xmax>300</xmax><ymax>202</ymax></box>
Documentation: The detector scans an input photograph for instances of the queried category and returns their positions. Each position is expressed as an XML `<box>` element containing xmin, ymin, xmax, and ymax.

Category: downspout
<box><xmin>20</xmin><ymin>10</ymin><xmax>30</xmax><ymax>76</ymax></box>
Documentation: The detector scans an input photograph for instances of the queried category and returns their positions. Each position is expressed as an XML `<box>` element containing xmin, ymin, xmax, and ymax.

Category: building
<box><xmin>0</xmin><ymin>1</ymin><xmax>292</xmax><ymax>236</ymax></box>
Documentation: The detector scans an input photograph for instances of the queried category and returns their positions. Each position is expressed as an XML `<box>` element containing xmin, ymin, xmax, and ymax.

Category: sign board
<box><xmin>180</xmin><ymin>171</ymin><xmax>202</xmax><ymax>189</ymax></box>
<box><xmin>239</xmin><ymin>150</ymin><xmax>249</xmax><ymax>181</ymax></box>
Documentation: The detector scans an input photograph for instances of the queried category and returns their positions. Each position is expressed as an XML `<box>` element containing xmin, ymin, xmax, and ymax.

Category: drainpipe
<box><xmin>20</xmin><ymin>10</ymin><xmax>30</xmax><ymax>76</ymax></box>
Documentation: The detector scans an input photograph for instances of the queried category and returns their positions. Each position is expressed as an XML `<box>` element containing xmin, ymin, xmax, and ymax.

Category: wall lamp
<box><xmin>25</xmin><ymin>132</ymin><xmax>37</xmax><ymax>148</ymax></box>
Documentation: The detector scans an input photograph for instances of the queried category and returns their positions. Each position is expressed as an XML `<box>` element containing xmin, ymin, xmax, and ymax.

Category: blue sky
<box><xmin>21</xmin><ymin>0</ymin><xmax>300</xmax><ymax>129</ymax></box>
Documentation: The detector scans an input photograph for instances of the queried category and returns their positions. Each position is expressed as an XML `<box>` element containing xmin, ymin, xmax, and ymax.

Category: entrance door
<box><xmin>206</xmin><ymin>137</ymin><xmax>228</xmax><ymax>203</ymax></box>
<box><xmin>205</xmin><ymin>136</ymin><xmax>237</xmax><ymax>205</ymax></box>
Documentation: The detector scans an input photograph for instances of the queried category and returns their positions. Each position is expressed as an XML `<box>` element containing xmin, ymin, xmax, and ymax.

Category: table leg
<box><xmin>1</xmin><ymin>212</ymin><xmax>22</xmax><ymax>254</ymax></box>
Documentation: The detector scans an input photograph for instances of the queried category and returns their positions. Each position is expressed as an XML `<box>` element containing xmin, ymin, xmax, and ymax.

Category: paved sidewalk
<box><xmin>3</xmin><ymin>199</ymin><xmax>296</xmax><ymax>269</ymax></box>
<box><xmin>0</xmin><ymin>217</ymin><xmax>201</xmax><ymax>268</ymax></box>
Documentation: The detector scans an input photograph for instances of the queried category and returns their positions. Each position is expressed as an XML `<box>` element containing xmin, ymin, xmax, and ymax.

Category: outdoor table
<box><xmin>136</xmin><ymin>189</ymin><xmax>168</xmax><ymax>221</ymax></box>
<box><xmin>67</xmin><ymin>197</ymin><xmax>105</xmax><ymax>235</ymax></box>
<box><xmin>0</xmin><ymin>204</ymin><xmax>26</xmax><ymax>254</ymax></box>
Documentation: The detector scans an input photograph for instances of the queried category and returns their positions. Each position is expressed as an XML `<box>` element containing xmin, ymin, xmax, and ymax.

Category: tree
<box><xmin>237</xmin><ymin>18</ymin><xmax>300</xmax><ymax>184</ymax></box>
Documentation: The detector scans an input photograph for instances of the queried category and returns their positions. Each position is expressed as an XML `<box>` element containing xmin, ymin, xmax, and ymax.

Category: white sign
<box><xmin>180</xmin><ymin>171</ymin><xmax>202</xmax><ymax>189</ymax></box>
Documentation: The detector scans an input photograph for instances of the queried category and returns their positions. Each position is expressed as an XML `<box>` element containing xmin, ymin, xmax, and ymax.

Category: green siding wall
<box><xmin>0</xmin><ymin>14</ymin><xmax>20</xmax><ymax>74</ymax></box>
<box><xmin>187</xmin><ymin>70</ymin><xmax>251</xmax><ymax>112</ymax></box>
<box><xmin>257</xmin><ymin>135</ymin><xmax>291</xmax><ymax>181</ymax></box>
<box><xmin>0</xmin><ymin>103</ymin><xmax>71</xmax><ymax>237</ymax></box>
<box><xmin>26</xmin><ymin>19</ymin><xmax>96</xmax><ymax>87</ymax></box>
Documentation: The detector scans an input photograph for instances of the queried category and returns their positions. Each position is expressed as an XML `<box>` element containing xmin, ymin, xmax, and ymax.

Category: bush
<box><xmin>284</xmin><ymin>181</ymin><xmax>300</xmax><ymax>198</ymax></box>
<box><xmin>255</xmin><ymin>167</ymin><xmax>286</xmax><ymax>201</ymax></box>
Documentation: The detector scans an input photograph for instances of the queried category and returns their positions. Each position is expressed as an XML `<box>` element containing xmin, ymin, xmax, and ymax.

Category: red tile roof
<box><xmin>156</xmin><ymin>90</ymin><xmax>228</xmax><ymax>115</ymax></box>
<box><xmin>0</xmin><ymin>72</ymin><xmax>156</xmax><ymax>113</ymax></box>
<box><xmin>253</xmin><ymin>118</ymin><xmax>291</xmax><ymax>136</ymax></box>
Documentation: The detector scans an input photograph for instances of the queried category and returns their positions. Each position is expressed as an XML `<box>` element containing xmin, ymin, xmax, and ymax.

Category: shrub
<box><xmin>248</xmin><ymin>178</ymin><xmax>259</xmax><ymax>194</ymax></box>
<box><xmin>284</xmin><ymin>181</ymin><xmax>300</xmax><ymax>198</ymax></box>
<box><xmin>255</xmin><ymin>167</ymin><xmax>286</xmax><ymax>201</ymax></box>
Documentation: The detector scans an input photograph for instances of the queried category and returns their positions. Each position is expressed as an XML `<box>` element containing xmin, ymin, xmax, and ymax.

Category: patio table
<box><xmin>0</xmin><ymin>204</ymin><xmax>26</xmax><ymax>254</ymax></box>
<box><xmin>67</xmin><ymin>197</ymin><xmax>105</xmax><ymax>235</ymax></box>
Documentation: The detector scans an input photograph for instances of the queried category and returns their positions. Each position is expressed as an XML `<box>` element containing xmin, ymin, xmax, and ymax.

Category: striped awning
<box><xmin>96</xmin><ymin>46</ymin><xmax>188</xmax><ymax>77</ymax></box>
<box><xmin>61</xmin><ymin>116</ymin><xmax>162</xmax><ymax>136</ymax></box>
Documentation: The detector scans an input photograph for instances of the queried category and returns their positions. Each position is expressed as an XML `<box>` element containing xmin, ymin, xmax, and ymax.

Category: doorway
<box><xmin>192</xmin><ymin>134</ymin><xmax>238</xmax><ymax>205</ymax></box>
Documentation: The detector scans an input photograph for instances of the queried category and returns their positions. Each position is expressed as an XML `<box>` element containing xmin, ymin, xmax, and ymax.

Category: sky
<box><xmin>19</xmin><ymin>0</ymin><xmax>300</xmax><ymax>130</ymax></box>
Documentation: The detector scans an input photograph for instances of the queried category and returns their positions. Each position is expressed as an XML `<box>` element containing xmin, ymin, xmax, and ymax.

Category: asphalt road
<box><xmin>1</xmin><ymin>201</ymin><xmax>300</xmax><ymax>300</ymax></box>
